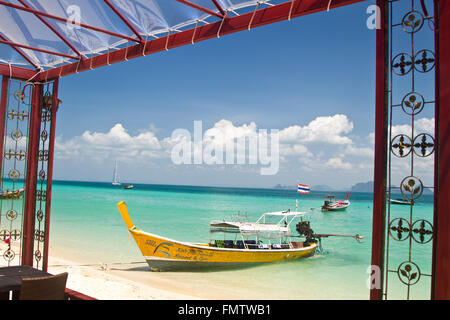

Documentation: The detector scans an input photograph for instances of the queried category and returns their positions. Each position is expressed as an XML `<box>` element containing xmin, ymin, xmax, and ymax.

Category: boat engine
<box><xmin>296</xmin><ymin>221</ymin><xmax>316</xmax><ymax>244</ymax></box>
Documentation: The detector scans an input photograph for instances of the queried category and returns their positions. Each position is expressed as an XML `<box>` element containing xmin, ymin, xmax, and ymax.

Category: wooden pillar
<box><xmin>370</xmin><ymin>0</ymin><xmax>388</xmax><ymax>300</ymax></box>
<box><xmin>22</xmin><ymin>83</ymin><xmax>42</xmax><ymax>266</ymax></box>
<box><xmin>43</xmin><ymin>79</ymin><xmax>59</xmax><ymax>272</ymax></box>
<box><xmin>432</xmin><ymin>0</ymin><xmax>450</xmax><ymax>300</ymax></box>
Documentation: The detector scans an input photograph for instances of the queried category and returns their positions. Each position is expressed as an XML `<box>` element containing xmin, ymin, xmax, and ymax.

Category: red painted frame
<box><xmin>370</xmin><ymin>0</ymin><xmax>388</xmax><ymax>301</ymax></box>
<box><xmin>42</xmin><ymin>79</ymin><xmax>59</xmax><ymax>272</ymax></box>
<box><xmin>0</xmin><ymin>0</ymin><xmax>140</xmax><ymax>44</ymax></box>
<box><xmin>0</xmin><ymin>64</ymin><xmax>37</xmax><ymax>80</ymax></box>
<box><xmin>22</xmin><ymin>83</ymin><xmax>42</xmax><ymax>266</ymax></box>
<box><xmin>37</xmin><ymin>0</ymin><xmax>364</xmax><ymax>81</ymax></box>
<box><xmin>432</xmin><ymin>0</ymin><xmax>449</xmax><ymax>300</ymax></box>
<box><xmin>0</xmin><ymin>39</ymin><xmax>79</xmax><ymax>60</ymax></box>
<box><xmin>0</xmin><ymin>34</ymin><xmax>39</xmax><ymax>69</ymax></box>
<box><xmin>103</xmin><ymin>0</ymin><xmax>144</xmax><ymax>42</ymax></box>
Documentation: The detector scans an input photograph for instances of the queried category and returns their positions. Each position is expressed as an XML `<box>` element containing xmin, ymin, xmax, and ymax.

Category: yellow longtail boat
<box><xmin>117</xmin><ymin>201</ymin><xmax>318</xmax><ymax>271</ymax></box>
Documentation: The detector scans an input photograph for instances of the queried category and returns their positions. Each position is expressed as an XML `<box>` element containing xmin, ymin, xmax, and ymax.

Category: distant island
<box><xmin>351</xmin><ymin>181</ymin><xmax>374</xmax><ymax>193</ymax></box>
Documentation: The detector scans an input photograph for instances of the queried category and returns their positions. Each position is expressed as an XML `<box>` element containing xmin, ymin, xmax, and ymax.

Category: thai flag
<box><xmin>297</xmin><ymin>184</ymin><xmax>310</xmax><ymax>194</ymax></box>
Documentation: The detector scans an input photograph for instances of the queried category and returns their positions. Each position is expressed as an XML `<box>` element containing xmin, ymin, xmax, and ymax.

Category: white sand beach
<box><xmin>0</xmin><ymin>241</ymin><xmax>197</xmax><ymax>300</ymax></box>
<box><xmin>47</xmin><ymin>256</ymin><xmax>201</xmax><ymax>300</ymax></box>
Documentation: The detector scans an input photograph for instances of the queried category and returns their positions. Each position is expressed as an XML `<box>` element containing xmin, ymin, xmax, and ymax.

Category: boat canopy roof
<box><xmin>210</xmin><ymin>210</ymin><xmax>304</xmax><ymax>239</ymax></box>
<box><xmin>210</xmin><ymin>221</ymin><xmax>291</xmax><ymax>239</ymax></box>
<box><xmin>261</xmin><ymin>211</ymin><xmax>305</xmax><ymax>217</ymax></box>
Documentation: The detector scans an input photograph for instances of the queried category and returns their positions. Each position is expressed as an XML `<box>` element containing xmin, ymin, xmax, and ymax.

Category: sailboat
<box><xmin>112</xmin><ymin>161</ymin><xmax>121</xmax><ymax>186</ymax></box>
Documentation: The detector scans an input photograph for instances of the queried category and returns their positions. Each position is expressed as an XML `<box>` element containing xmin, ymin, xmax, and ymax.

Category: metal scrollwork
<box><xmin>41</xmin><ymin>130</ymin><xmax>48</xmax><ymax>142</ymax></box>
<box><xmin>34</xmin><ymin>250</ymin><xmax>42</xmax><ymax>262</ymax></box>
<box><xmin>36</xmin><ymin>209</ymin><xmax>44</xmax><ymax>222</ymax></box>
<box><xmin>411</xmin><ymin>220</ymin><xmax>433</xmax><ymax>244</ymax></box>
<box><xmin>10</xmin><ymin>129</ymin><xmax>23</xmax><ymax>141</ymax></box>
<box><xmin>6</xmin><ymin>210</ymin><xmax>18</xmax><ymax>221</ymax></box>
<box><xmin>39</xmin><ymin>150</ymin><xmax>49</xmax><ymax>161</ymax></box>
<box><xmin>386</xmin><ymin>0</ymin><xmax>436</xmax><ymax>300</ymax></box>
<box><xmin>392</xmin><ymin>53</ymin><xmax>413</xmax><ymax>76</ymax></box>
<box><xmin>0</xmin><ymin>230</ymin><xmax>10</xmax><ymax>240</ymax></box>
<box><xmin>414</xmin><ymin>49</ymin><xmax>435</xmax><ymax>73</ymax></box>
<box><xmin>412</xmin><ymin>133</ymin><xmax>435</xmax><ymax>157</ymax></box>
<box><xmin>389</xmin><ymin>218</ymin><xmax>411</xmax><ymax>241</ymax></box>
<box><xmin>36</xmin><ymin>190</ymin><xmax>47</xmax><ymax>201</ymax></box>
<box><xmin>401</xmin><ymin>11</ymin><xmax>424</xmax><ymax>34</ymax></box>
<box><xmin>10</xmin><ymin>230</ymin><xmax>21</xmax><ymax>241</ymax></box>
<box><xmin>34</xmin><ymin>230</ymin><xmax>45</xmax><ymax>242</ymax></box>
<box><xmin>14</xmin><ymin>90</ymin><xmax>24</xmax><ymax>102</ymax></box>
<box><xmin>39</xmin><ymin>169</ymin><xmax>46</xmax><ymax>182</ymax></box>
<box><xmin>3</xmin><ymin>249</ymin><xmax>15</xmax><ymax>262</ymax></box>
<box><xmin>400</xmin><ymin>176</ymin><xmax>423</xmax><ymax>200</ymax></box>
<box><xmin>401</xmin><ymin>92</ymin><xmax>425</xmax><ymax>115</ymax></box>
<box><xmin>397</xmin><ymin>262</ymin><xmax>421</xmax><ymax>286</ymax></box>
<box><xmin>391</xmin><ymin>134</ymin><xmax>412</xmax><ymax>158</ymax></box>
<box><xmin>8</xmin><ymin>169</ymin><xmax>21</xmax><ymax>181</ymax></box>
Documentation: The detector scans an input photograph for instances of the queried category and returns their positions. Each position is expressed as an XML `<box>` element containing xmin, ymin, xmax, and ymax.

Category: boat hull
<box><xmin>130</xmin><ymin>229</ymin><xmax>316</xmax><ymax>271</ymax></box>
<box><xmin>118</xmin><ymin>201</ymin><xmax>317</xmax><ymax>271</ymax></box>
<box><xmin>390</xmin><ymin>199</ymin><xmax>413</xmax><ymax>205</ymax></box>
<box><xmin>322</xmin><ymin>201</ymin><xmax>350</xmax><ymax>211</ymax></box>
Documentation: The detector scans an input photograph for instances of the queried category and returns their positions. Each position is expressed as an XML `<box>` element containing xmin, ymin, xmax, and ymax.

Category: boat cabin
<box><xmin>209</xmin><ymin>211</ymin><xmax>306</xmax><ymax>250</ymax></box>
<box><xmin>323</xmin><ymin>195</ymin><xmax>336</xmax><ymax>206</ymax></box>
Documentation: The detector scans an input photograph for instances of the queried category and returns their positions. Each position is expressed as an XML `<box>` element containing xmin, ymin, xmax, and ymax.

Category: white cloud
<box><xmin>54</xmin><ymin>114</ymin><xmax>374</xmax><ymax>177</ymax></box>
<box><xmin>391</xmin><ymin>117</ymin><xmax>435</xmax><ymax>138</ymax></box>
<box><xmin>279</xmin><ymin>114</ymin><xmax>354</xmax><ymax>145</ymax></box>
<box><xmin>56</xmin><ymin>123</ymin><xmax>163</xmax><ymax>162</ymax></box>
<box><xmin>325</xmin><ymin>157</ymin><xmax>352</xmax><ymax>170</ymax></box>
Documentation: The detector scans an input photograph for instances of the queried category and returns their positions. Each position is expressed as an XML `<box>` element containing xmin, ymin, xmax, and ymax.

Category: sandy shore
<box><xmin>2</xmin><ymin>242</ymin><xmax>331</xmax><ymax>300</ymax></box>
<box><xmin>47</xmin><ymin>255</ymin><xmax>201</xmax><ymax>300</ymax></box>
<box><xmin>0</xmin><ymin>241</ymin><xmax>199</xmax><ymax>300</ymax></box>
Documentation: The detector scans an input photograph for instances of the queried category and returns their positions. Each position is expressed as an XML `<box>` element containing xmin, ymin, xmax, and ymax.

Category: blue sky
<box><xmin>53</xmin><ymin>1</ymin><xmax>390</xmax><ymax>189</ymax></box>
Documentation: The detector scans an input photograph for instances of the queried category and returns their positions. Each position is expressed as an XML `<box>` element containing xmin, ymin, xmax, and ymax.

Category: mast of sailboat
<box><xmin>113</xmin><ymin>161</ymin><xmax>120</xmax><ymax>185</ymax></box>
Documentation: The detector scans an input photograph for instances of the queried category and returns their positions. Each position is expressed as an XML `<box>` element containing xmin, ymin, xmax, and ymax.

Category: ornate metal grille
<box><xmin>0</xmin><ymin>79</ymin><xmax>32</xmax><ymax>266</ymax></box>
<box><xmin>385</xmin><ymin>0</ymin><xmax>436</xmax><ymax>300</ymax></box>
<box><xmin>33</xmin><ymin>81</ymin><xmax>55</xmax><ymax>269</ymax></box>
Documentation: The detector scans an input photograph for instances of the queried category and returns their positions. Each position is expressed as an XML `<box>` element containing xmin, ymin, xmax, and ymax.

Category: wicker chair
<box><xmin>19</xmin><ymin>272</ymin><xmax>68</xmax><ymax>300</ymax></box>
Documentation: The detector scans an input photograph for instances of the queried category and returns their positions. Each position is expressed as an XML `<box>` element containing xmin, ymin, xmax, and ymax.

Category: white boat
<box><xmin>321</xmin><ymin>194</ymin><xmax>351</xmax><ymax>211</ymax></box>
<box><xmin>390</xmin><ymin>198</ymin><xmax>413</xmax><ymax>205</ymax></box>
<box><xmin>112</xmin><ymin>161</ymin><xmax>121</xmax><ymax>186</ymax></box>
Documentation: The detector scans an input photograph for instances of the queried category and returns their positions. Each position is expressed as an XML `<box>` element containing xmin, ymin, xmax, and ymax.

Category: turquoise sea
<box><xmin>43</xmin><ymin>181</ymin><xmax>433</xmax><ymax>300</ymax></box>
